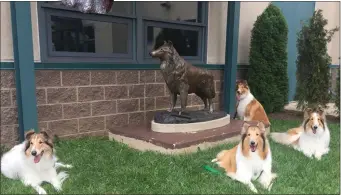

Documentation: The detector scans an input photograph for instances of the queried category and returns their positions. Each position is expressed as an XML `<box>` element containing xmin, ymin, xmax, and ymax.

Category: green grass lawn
<box><xmin>1</xmin><ymin>119</ymin><xmax>340</xmax><ymax>194</ymax></box>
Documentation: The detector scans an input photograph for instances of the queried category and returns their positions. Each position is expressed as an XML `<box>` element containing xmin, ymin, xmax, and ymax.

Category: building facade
<box><xmin>0</xmin><ymin>1</ymin><xmax>339</xmax><ymax>146</ymax></box>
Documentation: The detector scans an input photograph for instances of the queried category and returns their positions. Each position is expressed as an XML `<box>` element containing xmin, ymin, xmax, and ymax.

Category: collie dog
<box><xmin>1</xmin><ymin>130</ymin><xmax>72</xmax><ymax>194</ymax></box>
<box><xmin>212</xmin><ymin>122</ymin><xmax>277</xmax><ymax>193</ymax></box>
<box><xmin>270</xmin><ymin>107</ymin><xmax>330</xmax><ymax>160</ymax></box>
<box><xmin>235</xmin><ymin>80</ymin><xmax>271</xmax><ymax>134</ymax></box>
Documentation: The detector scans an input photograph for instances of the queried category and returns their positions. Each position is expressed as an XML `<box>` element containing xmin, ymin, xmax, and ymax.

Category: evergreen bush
<box><xmin>295</xmin><ymin>9</ymin><xmax>339</xmax><ymax>110</ymax></box>
<box><xmin>247</xmin><ymin>3</ymin><xmax>288</xmax><ymax>113</ymax></box>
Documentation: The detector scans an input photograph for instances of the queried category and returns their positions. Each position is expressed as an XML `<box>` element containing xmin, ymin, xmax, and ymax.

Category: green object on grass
<box><xmin>203</xmin><ymin>165</ymin><xmax>223</xmax><ymax>175</ymax></box>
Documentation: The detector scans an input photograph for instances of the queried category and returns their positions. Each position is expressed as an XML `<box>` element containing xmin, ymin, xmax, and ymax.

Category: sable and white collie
<box><xmin>1</xmin><ymin>130</ymin><xmax>72</xmax><ymax>194</ymax></box>
<box><xmin>270</xmin><ymin>107</ymin><xmax>330</xmax><ymax>160</ymax></box>
<box><xmin>235</xmin><ymin>80</ymin><xmax>271</xmax><ymax>135</ymax></box>
<box><xmin>212</xmin><ymin>122</ymin><xmax>277</xmax><ymax>193</ymax></box>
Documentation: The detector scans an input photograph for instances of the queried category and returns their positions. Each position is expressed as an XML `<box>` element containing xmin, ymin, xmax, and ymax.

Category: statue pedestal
<box><xmin>151</xmin><ymin>110</ymin><xmax>230</xmax><ymax>133</ymax></box>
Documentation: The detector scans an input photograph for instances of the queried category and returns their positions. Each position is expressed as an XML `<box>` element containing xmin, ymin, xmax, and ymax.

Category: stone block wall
<box><xmin>0</xmin><ymin>70</ymin><xmax>19</xmax><ymax>147</ymax></box>
<box><xmin>34</xmin><ymin>70</ymin><xmax>225</xmax><ymax>139</ymax></box>
<box><xmin>0</xmin><ymin>68</ymin><xmax>254</xmax><ymax>147</ymax></box>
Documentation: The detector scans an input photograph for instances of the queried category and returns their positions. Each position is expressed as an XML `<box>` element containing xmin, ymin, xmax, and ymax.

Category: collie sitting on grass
<box><xmin>235</xmin><ymin>80</ymin><xmax>271</xmax><ymax>135</ymax></box>
<box><xmin>270</xmin><ymin>107</ymin><xmax>330</xmax><ymax>160</ymax></box>
<box><xmin>212</xmin><ymin>122</ymin><xmax>277</xmax><ymax>193</ymax></box>
<box><xmin>1</xmin><ymin>130</ymin><xmax>72</xmax><ymax>194</ymax></box>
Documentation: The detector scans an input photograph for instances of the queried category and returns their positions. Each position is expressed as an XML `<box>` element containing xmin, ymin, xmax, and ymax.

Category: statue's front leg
<box><xmin>179</xmin><ymin>83</ymin><xmax>189</xmax><ymax>115</ymax></box>
<box><xmin>168</xmin><ymin>93</ymin><xmax>177</xmax><ymax>112</ymax></box>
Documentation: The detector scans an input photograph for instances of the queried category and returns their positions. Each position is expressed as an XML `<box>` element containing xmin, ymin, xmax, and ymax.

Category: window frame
<box><xmin>37</xmin><ymin>2</ymin><xmax>208</xmax><ymax>64</ymax></box>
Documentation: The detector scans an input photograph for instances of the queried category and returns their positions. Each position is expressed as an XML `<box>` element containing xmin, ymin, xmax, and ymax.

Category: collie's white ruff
<box><xmin>1</xmin><ymin>141</ymin><xmax>72</xmax><ymax>194</ymax></box>
<box><xmin>271</xmin><ymin>113</ymin><xmax>330</xmax><ymax>160</ymax></box>
<box><xmin>236</xmin><ymin>92</ymin><xmax>254</xmax><ymax>121</ymax></box>
<box><xmin>212</xmin><ymin>142</ymin><xmax>276</xmax><ymax>193</ymax></box>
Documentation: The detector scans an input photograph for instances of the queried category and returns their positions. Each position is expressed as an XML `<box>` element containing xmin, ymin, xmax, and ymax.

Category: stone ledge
<box><xmin>108</xmin><ymin>120</ymin><xmax>244</xmax><ymax>153</ymax></box>
<box><xmin>109</xmin><ymin>134</ymin><xmax>241</xmax><ymax>155</ymax></box>
<box><xmin>151</xmin><ymin>114</ymin><xmax>230</xmax><ymax>133</ymax></box>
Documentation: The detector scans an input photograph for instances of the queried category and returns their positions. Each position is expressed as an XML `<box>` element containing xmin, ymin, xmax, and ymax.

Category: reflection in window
<box><xmin>147</xmin><ymin>26</ymin><xmax>199</xmax><ymax>57</ymax></box>
<box><xmin>137</xmin><ymin>2</ymin><xmax>203</xmax><ymax>23</ymax></box>
<box><xmin>51</xmin><ymin>16</ymin><xmax>128</xmax><ymax>54</ymax></box>
<box><xmin>45</xmin><ymin>1</ymin><xmax>133</xmax><ymax>15</ymax></box>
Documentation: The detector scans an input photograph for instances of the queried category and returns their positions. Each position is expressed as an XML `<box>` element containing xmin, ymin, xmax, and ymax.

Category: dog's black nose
<box><xmin>31</xmin><ymin>151</ymin><xmax>37</xmax><ymax>156</ymax></box>
<box><xmin>313</xmin><ymin>125</ymin><xmax>318</xmax><ymax>130</ymax></box>
<box><xmin>149</xmin><ymin>52</ymin><xmax>152</xmax><ymax>56</ymax></box>
<box><xmin>250</xmin><ymin>141</ymin><xmax>255</xmax><ymax>145</ymax></box>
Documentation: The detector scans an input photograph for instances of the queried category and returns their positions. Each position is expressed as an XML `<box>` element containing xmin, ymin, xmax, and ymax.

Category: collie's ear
<box><xmin>40</xmin><ymin>130</ymin><xmax>50</xmax><ymax>139</ymax></box>
<box><xmin>163</xmin><ymin>40</ymin><xmax>167</xmax><ymax>45</ymax></box>
<box><xmin>25</xmin><ymin>129</ymin><xmax>35</xmax><ymax>140</ymax></box>
<box><xmin>317</xmin><ymin>106</ymin><xmax>326</xmax><ymax>118</ymax></box>
<box><xmin>167</xmin><ymin>40</ymin><xmax>173</xmax><ymax>46</ymax></box>
<box><xmin>40</xmin><ymin>130</ymin><xmax>54</xmax><ymax>148</ymax></box>
<box><xmin>241</xmin><ymin>122</ymin><xmax>250</xmax><ymax>135</ymax></box>
<box><xmin>257</xmin><ymin>122</ymin><xmax>265</xmax><ymax>133</ymax></box>
<box><xmin>304</xmin><ymin>107</ymin><xmax>313</xmax><ymax>119</ymax></box>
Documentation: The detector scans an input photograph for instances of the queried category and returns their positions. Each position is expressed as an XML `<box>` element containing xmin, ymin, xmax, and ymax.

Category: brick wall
<box><xmin>0</xmin><ymin>70</ymin><xmax>19</xmax><ymax>147</ymax></box>
<box><xmin>0</xmin><ymin>67</ymin><xmax>254</xmax><ymax>147</ymax></box>
<box><xmin>34</xmin><ymin>70</ymin><xmax>225</xmax><ymax>139</ymax></box>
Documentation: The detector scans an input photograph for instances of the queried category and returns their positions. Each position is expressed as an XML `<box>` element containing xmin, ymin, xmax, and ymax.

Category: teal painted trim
<box><xmin>34</xmin><ymin>63</ymin><xmax>225</xmax><ymax>70</ymax></box>
<box><xmin>223</xmin><ymin>1</ymin><xmax>240</xmax><ymax>115</ymax></box>
<box><xmin>2</xmin><ymin>62</ymin><xmax>336</xmax><ymax>71</ymax></box>
<box><xmin>0</xmin><ymin>62</ymin><xmax>252</xmax><ymax>70</ymax></box>
<box><xmin>273</xmin><ymin>2</ymin><xmax>315</xmax><ymax>102</ymax></box>
<box><xmin>0</xmin><ymin>62</ymin><xmax>15</xmax><ymax>70</ymax></box>
<box><xmin>11</xmin><ymin>2</ymin><xmax>38</xmax><ymax>141</ymax></box>
<box><xmin>329</xmin><ymin>64</ymin><xmax>340</xmax><ymax>69</ymax></box>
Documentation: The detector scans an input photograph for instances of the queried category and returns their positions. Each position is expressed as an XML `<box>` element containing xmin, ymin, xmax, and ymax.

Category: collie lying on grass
<box><xmin>1</xmin><ymin>130</ymin><xmax>72</xmax><ymax>194</ymax></box>
<box><xmin>235</xmin><ymin>80</ymin><xmax>271</xmax><ymax>135</ymax></box>
<box><xmin>212</xmin><ymin>122</ymin><xmax>277</xmax><ymax>193</ymax></box>
<box><xmin>270</xmin><ymin>107</ymin><xmax>330</xmax><ymax>160</ymax></box>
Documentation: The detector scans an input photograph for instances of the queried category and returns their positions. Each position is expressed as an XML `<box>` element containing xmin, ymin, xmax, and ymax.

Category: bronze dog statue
<box><xmin>149</xmin><ymin>41</ymin><xmax>216</xmax><ymax>114</ymax></box>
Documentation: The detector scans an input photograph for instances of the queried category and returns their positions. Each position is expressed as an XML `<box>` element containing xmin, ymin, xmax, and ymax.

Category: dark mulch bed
<box><xmin>269</xmin><ymin>110</ymin><xmax>340</xmax><ymax>124</ymax></box>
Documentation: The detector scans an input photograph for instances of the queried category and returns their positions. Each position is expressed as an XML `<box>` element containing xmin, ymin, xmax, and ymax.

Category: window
<box><xmin>38</xmin><ymin>2</ymin><xmax>208</xmax><ymax>63</ymax></box>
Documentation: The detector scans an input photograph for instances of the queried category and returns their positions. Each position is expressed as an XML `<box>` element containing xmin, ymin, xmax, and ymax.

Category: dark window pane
<box><xmin>109</xmin><ymin>2</ymin><xmax>133</xmax><ymax>15</ymax></box>
<box><xmin>137</xmin><ymin>2</ymin><xmax>203</xmax><ymax>23</ymax></box>
<box><xmin>147</xmin><ymin>26</ymin><xmax>199</xmax><ymax>56</ymax></box>
<box><xmin>45</xmin><ymin>1</ymin><xmax>133</xmax><ymax>15</ymax></box>
<box><xmin>51</xmin><ymin>16</ymin><xmax>128</xmax><ymax>54</ymax></box>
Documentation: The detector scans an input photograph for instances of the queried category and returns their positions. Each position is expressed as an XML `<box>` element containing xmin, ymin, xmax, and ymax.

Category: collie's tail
<box><xmin>270</xmin><ymin>132</ymin><xmax>300</xmax><ymax>145</ymax></box>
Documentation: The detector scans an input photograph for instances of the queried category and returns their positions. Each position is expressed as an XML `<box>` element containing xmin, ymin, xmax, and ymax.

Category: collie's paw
<box><xmin>57</xmin><ymin>172</ymin><xmax>69</xmax><ymax>183</ymax></box>
<box><xmin>247</xmin><ymin>182</ymin><xmax>258</xmax><ymax>193</ymax></box>
<box><xmin>267</xmin><ymin>182</ymin><xmax>274</xmax><ymax>192</ymax></box>
<box><xmin>53</xmin><ymin>183</ymin><xmax>62</xmax><ymax>192</ymax></box>
<box><xmin>302</xmin><ymin>152</ymin><xmax>313</xmax><ymax>159</ymax></box>
<box><xmin>38</xmin><ymin>189</ymin><xmax>47</xmax><ymax>195</ymax></box>
<box><xmin>249</xmin><ymin>186</ymin><xmax>258</xmax><ymax>193</ymax></box>
<box><xmin>323</xmin><ymin>147</ymin><xmax>330</xmax><ymax>154</ymax></box>
<box><xmin>65</xmin><ymin>164</ymin><xmax>73</xmax><ymax>169</ymax></box>
<box><xmin>315</xmin><ymin>154</ymin><xmax>322</xmax><ymax>160</ymax></box>
<box><xmin>266</xmin><ymin>174</ymin><xmax>277</xmax><ymax>191</ymax></box>
<box><xmin>271</xmin><ymin>173</ymin><xmax>278</xmax><ymax>180</ymax></box>
<box><xmin>36</xmin><ymin>187</ymin><xmax>47</xmax><ymax>195</ymax></box>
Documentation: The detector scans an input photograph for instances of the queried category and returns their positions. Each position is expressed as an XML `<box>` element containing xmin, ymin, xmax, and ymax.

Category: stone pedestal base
<box><xmin>151</xmin><ymin>110</ymin><xmax>230</xmax><ymax>133</ymax></box>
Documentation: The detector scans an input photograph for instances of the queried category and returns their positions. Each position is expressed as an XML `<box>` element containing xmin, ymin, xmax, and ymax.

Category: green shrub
<box><xmin>295</xmin><ymin>9</ymin><xmax>339</xmax><ymax>110</ymax></box>
<box><xmin>247</xmin><ymin>4</ymin><xmax>288</xmax><ymax>113</ymax></box>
